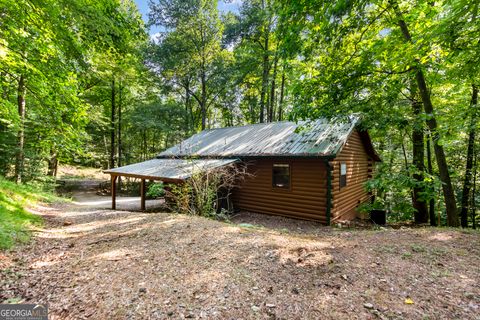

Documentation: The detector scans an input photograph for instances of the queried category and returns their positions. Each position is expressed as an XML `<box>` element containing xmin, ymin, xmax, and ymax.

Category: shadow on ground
<box><xmin>1</xmin><ymin>189</ymin><xmax>479</xmax><ymax>320</ymax></box>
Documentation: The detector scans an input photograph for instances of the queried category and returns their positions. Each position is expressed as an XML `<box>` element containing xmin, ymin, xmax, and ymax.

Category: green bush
<box><xmin>147</xmin><ymin>182</ymin><xmax>165</xmax><ymax>198</ymax></box>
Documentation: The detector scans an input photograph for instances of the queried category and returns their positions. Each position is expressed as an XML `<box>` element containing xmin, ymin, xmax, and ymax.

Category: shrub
<box><xmin>147</xmin><ymin>182</ymin><xmax>165</xmax><ymax>198</ymax></box>
<box><xmin>166</xmin><ymin>161</ymin><xmax>249</xmax><ymax>219</ymax></box>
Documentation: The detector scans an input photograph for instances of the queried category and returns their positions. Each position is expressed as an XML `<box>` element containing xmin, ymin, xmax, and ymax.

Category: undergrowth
<box><xmin>0</xmin><ymin>177</ymin><xmax>65</xmax><ymax>250</ymax></box>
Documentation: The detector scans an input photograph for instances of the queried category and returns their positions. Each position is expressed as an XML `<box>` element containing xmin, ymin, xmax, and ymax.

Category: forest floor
<box><xmin>1</xmin><ymin>186</ymin><xmax>480</xmax><ymax>319</ymax></box>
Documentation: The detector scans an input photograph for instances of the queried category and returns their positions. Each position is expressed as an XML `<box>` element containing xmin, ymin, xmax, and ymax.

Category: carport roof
<box><xmin>104</xmin><ymin>158</ymin><xmax>239</xmax><ymax>181</ymax></box>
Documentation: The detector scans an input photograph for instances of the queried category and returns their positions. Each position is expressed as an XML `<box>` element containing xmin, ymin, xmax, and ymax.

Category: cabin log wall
<box><xmin>232</xmin><ymin>158</ymin><xmax>327</xmax><ymax>222</ymax></box>
<box><xmin>331</xmin><ymin>130</ymin><xmax>373</xmax><ymax>221</ymax></box>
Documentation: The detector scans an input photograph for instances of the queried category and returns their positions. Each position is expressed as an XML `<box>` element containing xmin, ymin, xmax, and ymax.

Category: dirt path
<box><xmin>1</xmin><ymin>190</ymin><xmax>479</xmax><ymax>319</ymax></box>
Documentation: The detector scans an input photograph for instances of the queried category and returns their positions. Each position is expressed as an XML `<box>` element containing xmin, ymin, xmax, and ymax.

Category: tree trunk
<box><xmin>118</xmin><ymin>81</ymin><xmax>122</xmax><ymax>168</ymax></box>
<box><xmin>411</xmin><ymin>81</ymin><xmax>428</xmax><ymax>223</ymax></box>
<box><xmin>391</xmin><ymin>1</ymin><xmax>459</xmax><ymax>226</ymax></box>
<box><xmin>269</xmin><ymin>55</ymin><xmax>278</xmax><ymax>122</ymax></box>
<box><xmin>259</xmin><ymin>26</ymin><xmax>269</xmax><ymax>123</ymax></box>
<box><xmin>416</xmin><ymin>67</ymin><xmax>458</xmax><ymax>227</ymax></box>
<box><xmin>143</xmin><ymin>129</ymin><xmax>147</xmax><ymax>161</ymax></box>
<box><xmin>110</xmin><ymin>78</ymin><xmax>116</xmax><ymax>169</ymax></box>
<box><xmin>15</xmin><ymin>74</ymin><xmax>26</xmax><ymax>183</ymax></box>
<box><xmin>471</xmin><ymin>150</ymin><xmax>477</xmax><ymax>229</ymax></box>
<box><xmin>201</xmin><ymin>71</ymin><xmax>207</xmax><ymax>130</ymax></box>
<box><xmin>47</xmin><ymin>148</ymin><xmax>58</xmax><ymax>177</ymax></box>
<box><xmin>461</xmin><ymin>84</ymin><xmax>478</xmax><ymax>227</ymax></box>
<box><xmin>427</xmin><ymin>135</ymin><xmax>436</xmax><ymax>226</ymax></box>
<box><xmin>1</xmin><ymin>72</ymin><xmax>8</xmax><ymax>99</ymax></box>
<box><xmin>185</xmin><ymin>79</ymin><xmax>191</xmax><ymax>135</ymax></box>
<box><xmin>278</xmin><ymin>69</ymin><xmax>285</xmax><ymax>121</ymax></box>
<box><xmin>117</xmin><ymin>81</ymin><xmax>123</xmax><ymax>191</ymax></box>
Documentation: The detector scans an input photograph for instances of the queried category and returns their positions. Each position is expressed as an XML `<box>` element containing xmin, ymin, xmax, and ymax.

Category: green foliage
<box><xmin>1</xmin><ymin>0</ymin><xmax>479</xmax><ymax>227</ymax></box>
<box><xmin>0</xmin><ymin>0</ymin><xmax>148</xmax><ymax>177</ymax></box>
<box><xmin>146</xmin><ymin>182</ymin><xmax>165</xmax><ymax>198</ymax></box>
<box><xmin>276</xmin><ymin>0</ymin><xmax>479</xmax><ymax>226</ymax></box>
<box><xmin>0</xmin><ymin>177</ymin><xmax>65</xmax><ymax>249</ymax></box>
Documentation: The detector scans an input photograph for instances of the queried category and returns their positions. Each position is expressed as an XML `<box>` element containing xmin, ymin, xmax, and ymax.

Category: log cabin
<box><xmin>105</xmin><ymin>116</ymin><xmax>381</xmax><ymax>224</ymax></box>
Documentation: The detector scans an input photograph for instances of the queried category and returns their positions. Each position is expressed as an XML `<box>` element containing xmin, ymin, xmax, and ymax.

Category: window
<box><xmin>340</xmin><ymin>163</ymin><xmax>347</xmax><ymax>188</ymax></box>
<box><xmin>273</xmin><ymin>164</ymin><xmax>290</xmax><ymax>189</ymax></box>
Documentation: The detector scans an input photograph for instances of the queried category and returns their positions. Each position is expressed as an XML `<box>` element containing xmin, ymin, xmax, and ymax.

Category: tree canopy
<box><xmin>0</xmin><ymin>0</ymin><xmax>479</xmax><ymax>227</ymax></box>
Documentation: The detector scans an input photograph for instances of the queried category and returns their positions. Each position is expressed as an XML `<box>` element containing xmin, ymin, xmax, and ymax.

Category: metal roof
<box><xmin>104</xmin><ymin>158</ymin><xmax>239</xmax><ymax>181</ymax></box>
<box><xmin>159</xmin><ymin>117</ymin><xmax>359</xmax><ymax>158</ymax></box>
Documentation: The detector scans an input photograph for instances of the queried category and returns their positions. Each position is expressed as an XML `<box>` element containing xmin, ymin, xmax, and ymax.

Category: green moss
<box><xmin>0</xmin><ymin>177</ymin><xmax>65</xmax><ymax>250</ymax></box>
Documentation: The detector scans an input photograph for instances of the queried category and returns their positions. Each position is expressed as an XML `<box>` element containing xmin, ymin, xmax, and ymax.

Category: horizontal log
<box><xmin>334</xmin><ymin>187</ymin><xmax>368</xmax><ymax>198</ymax></box>
<box><xmin>234</xmin><ymin>190</ymin><xmax>327</xmax><ymax>201</ymax></box>
<box><xmin>234</xmin><ymin>196</ymin><xmax>327</xmax><ymax>211</ymax></box>
<box><xmin>334</xmin><ymin>196</ymin><xmax>370</xmax><ymax>213</ymax></box>
<box><xmin>237</xmin><ymin>206</ymin><xmax>327</xmax><ymax>222</ymax></box>
<box><xmin>240</xmin><ymin>183</ymin><xmax>327</xmax><ymax>191</ymax></box>
<box><xmin>236</xmin><ymin>200</ymin><xmax>325</xmax><ymax>216</ymax></box>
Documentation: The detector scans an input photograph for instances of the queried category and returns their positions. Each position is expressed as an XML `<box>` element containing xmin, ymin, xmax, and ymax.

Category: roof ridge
<box><xmin>200</xmin><ymin>119</ymin><xmax>304</xmax><ymax>132</ymax></box>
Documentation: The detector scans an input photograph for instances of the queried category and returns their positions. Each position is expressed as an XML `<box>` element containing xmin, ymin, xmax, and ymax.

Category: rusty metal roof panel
<box><xmin>159</xmin><ymin>117</ymin><xmax>358</xmax><ymax>158</ymax></box>
<box><xmin>104</xmin><ymin>158</ymin><xmax>239</xmax><ymax>180</ymax></box>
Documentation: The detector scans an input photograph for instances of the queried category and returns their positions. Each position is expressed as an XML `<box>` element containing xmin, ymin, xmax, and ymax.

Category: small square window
<box><xmin>273</xmin><ymin>164</ymin><xmax>290</xmax><ymax>189</ymax></box>
<box><xmin>340</xmin><ymin>163</ymin><xmax>347</xmax><ymax>188</ymax></box>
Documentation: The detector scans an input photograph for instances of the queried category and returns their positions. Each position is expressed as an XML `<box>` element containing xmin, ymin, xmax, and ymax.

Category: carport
<box><xmin>104</xmin><ymin>158</ymin><xmax>238</xmax><ymax>211</ymax></box>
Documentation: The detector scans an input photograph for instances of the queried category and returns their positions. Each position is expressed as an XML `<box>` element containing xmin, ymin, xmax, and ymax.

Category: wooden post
<box><xmin>140</xmin><ymin>179</ymin><xmax>146</xmax><ymax>211</ymax></box>
<box><xmin>111</xmin><ymin>175</ymin><xmax>117</xmax><ymax>210</ymax></box>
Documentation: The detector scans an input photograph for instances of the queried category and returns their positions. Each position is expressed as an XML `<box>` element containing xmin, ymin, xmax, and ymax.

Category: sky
<box><xmin>134</xmin><ymin>0</ymin><xmax>242</xmax><ymax>35</ymax></box>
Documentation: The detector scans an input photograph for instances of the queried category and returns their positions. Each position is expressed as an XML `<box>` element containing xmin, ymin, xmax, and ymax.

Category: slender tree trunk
<box><xmin>461</xmin><ymin>84</ymin><xmax>478</xmax><ymax>227</ymax></box>
<box><xmin>471</xmin><ymin>150</ymin><xmax>477</xmax><ymax>229</ymax></box>
<box><xmin>259</xmin><ymin>26</ymin><xmax>270</xmax><ymax>123</ymax></box>
<box><xmin>15</xmin><ymin>74</ymin><xmax>26</xmax><ymax>183</ymax></box>
<box><xmin>152</xmin><ymin>131</ymin><xmax>156</xmax><ymax>153</ymax></box>
<box><xmin>117</xmin><ymin>81</ymin><xmax>123</xmax><ymax>191</ymax></box>
<box><xmin>278</xmin><ymin>69</ymin><xmax>285</xmax><ymax>121</ymax></box>
<box><xmin>110</xmin><ymin>78</ymin><xmax>116</xmax><ymax>169</ymax></box>
<box><xmin>118</xmin><ymin>81</ymin><xmax>122</xmax><ymax>168</ymax></box>
<box><xmin>1</xmin><ymin>72</ymin><xmax>8</xmax><ymax>99</ymax></box>
<box><xmin>103</xmin><ymin>135</ymin><xmax>108</xmax><ymax>168</ymax></box>
<box><xmin>401</xmin><ymin>140</ymin><xmax>409</xmax><ymax>170</ymax></box>
<box><xmin>143</xmin><ymin>129</ymin><xmax>147</xmax><ymax>161</ymax></box>
<box><xmin>416</xmin><ymin>67</ymin><xmax>458</xmax><ymax>226</ymax></box>
<box><xmin>411</xmin><ymin>81</ymin><xmax>428</xmax><ymax>223</ymax></box>
<box><xmin>265</xmin><ymin>81</ymin><xmax>270</xmax><ymax>123</ymax></box>
<box><xmin>47</xmin><ymin>148</ymin><xmax>58</xmax><ymax>177</ymax></box>
<box><xmin>185</xmin><ymin>79</ymin><xmax>191</xmax><ymax>135</ymax></box>
<box><xmin>391</xmin><ymin>1</ymin><xmax>459</xmax><ymax>226</ymax></box>
<box><xmin>201</xmin><ymin>71</ymin><xmax>207</xmax><ymax>130</ymax></box>
<box><xmin>427</xmin><ymin>135</ymin><xmax>436</xmax><ymax>226</ymax></box>
<box><xmin>269</xmin><ymin>55</ymin><xmax>278</xmax><ymax>122</ymax></box>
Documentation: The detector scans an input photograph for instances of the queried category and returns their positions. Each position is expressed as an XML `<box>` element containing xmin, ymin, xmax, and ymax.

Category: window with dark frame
<box><xmin>272</xmin><ymin>164</ymin><xmax>290</xmax><ymax>189</ymax></box>
<box><xmin>340</xmin><ymin>163</ymin><xmax>347</xmax><ymax>188</ymax></box>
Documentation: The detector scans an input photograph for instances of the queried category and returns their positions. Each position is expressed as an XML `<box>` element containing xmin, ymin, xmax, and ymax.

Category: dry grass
<box><xmin>1</xmin><ymin>194</ymin><xmax>479</xmax><ymax>319</ymax></box>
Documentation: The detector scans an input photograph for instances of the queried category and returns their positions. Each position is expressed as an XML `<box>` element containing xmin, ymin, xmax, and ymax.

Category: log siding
<box><xmin>232</xmin><ymin>158</ymin><xmax>328</xmax><ymax>222</ymax></box>
<box><xmin>331</xmin><ymin>130</ymin><xmax>373</xmax><ymax>221</ymax></box>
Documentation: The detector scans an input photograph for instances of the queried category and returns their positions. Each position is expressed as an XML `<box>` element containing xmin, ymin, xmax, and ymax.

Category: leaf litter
<box><xmin>0</xmin><ymin>193</ymin><xmax>479</xmax><ymax>319</ymax></box>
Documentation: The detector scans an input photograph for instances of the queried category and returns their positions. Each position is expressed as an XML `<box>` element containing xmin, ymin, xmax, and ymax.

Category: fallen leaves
<box><xmin>0</xmin><ymin>192</ymin><xmax>479</xmax><ymax>319</ymax></box>
<box><xmin>404</xmin><ymin>297</ymin><xmax>414</xmax><ymax>305</ymax></box>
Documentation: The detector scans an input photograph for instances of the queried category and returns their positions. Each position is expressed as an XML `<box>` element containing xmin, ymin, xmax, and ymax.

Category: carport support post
<box><xmin>140</xmin><ymin>179</ymin><xmax>146</xmax><ymax>211</ymax></box>
<box><xmin>111</xmin><ymin>175</ymin><xmax>117</xmax><ymax>210</ymax></box>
